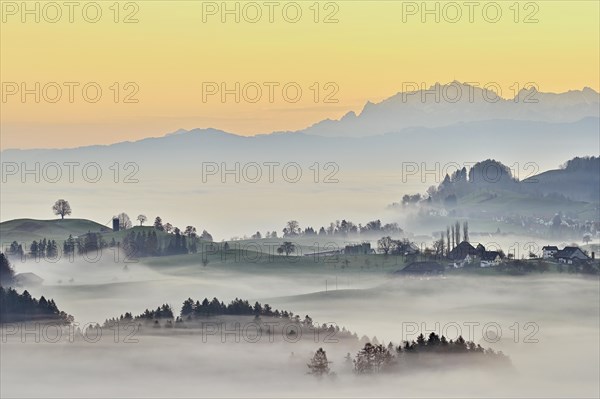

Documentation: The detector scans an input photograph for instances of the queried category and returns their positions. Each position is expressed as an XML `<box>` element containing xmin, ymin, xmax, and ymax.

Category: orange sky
<box><xmin>1</xmin><ymin>0</ymin><xmax>598</xmax><ymax>149</ymax></box>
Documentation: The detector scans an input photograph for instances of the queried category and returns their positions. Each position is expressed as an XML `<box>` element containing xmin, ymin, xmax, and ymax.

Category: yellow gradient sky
<box><xmin>1</xmin><ymin>0</ymin><xmax>599</xmax><ymax>149</ymax></box>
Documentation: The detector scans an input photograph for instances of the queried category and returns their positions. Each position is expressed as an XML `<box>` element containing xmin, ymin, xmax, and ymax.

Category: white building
<box><xmin>541</xmin><ymin>246</ymin><xmax>559</xmax><ymax>259</ymax></box>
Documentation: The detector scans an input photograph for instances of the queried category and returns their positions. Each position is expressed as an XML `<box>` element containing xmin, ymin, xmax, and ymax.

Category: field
<box><xmin>0</xmin><ymin>218</ymin><xmax>109</xmax><ymax>244</ymax></box>
<box><xmin>3</xmin><ymin>253</ymin><xmax>599</xmax><ymax>398</ymax></box>
<box><xmin>1</xmin><ymin>218</ymin><xmax>599</xmax><ymax>398</ymax></box>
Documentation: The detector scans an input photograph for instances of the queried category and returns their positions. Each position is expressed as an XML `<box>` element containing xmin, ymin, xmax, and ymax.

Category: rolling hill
<box><xmin>522</xmin><ymin>157</ymin><xmax>600</xmax><ymax>202</ymax></box>
<box><xmin>0</xmin><ymin>218</ymin><xmax>110</xmax><ymax>244</ymax></box>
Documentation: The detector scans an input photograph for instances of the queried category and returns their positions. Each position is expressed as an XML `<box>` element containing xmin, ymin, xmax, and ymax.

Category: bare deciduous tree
<box><xmin>137</xmin><ymin>214</ymin><xmax>147</xmax><ymax>226</ymax></box>
<box><xmin>283</xmin><ymin>220</ymin><xmax>300</xmax><ymax>237</ymax></box>
<box><xmin>278</xmin><ymin>241</ymin><xmax>295</xmax><ymax>256</ymax></box>
<box><xmin>52</xmin><ymin>199</ymin><xmax>71</xmax><ymax>219</ymax></box>
<box><xmin>118</xmin><ymin>213</ymin><xmax>132</xmax><ymax>230</ymax></box>
<box><xmin>377</xmin><ymin>236</ymin><xmax>394</xmax><ymax>255</ymax></box>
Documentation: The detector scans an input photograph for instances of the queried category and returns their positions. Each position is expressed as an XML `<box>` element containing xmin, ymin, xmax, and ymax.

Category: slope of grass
<box><xmin>141</xmin><ymin>244</ymin><xmax>408</xmax><ymax>278</ymax></box>
<box><xmin>0</xmin><ymin>218</ymin><xmax>110</xmax><ymax>244</ymax></box>
<box><xmin>0</xmin><ymin>218</ymin><xmax>191</xmax><ymax>249</ymax></box>
<box><xmin>457</xmin><ymin>188</ymin><xmax>589</xmax><ymax>215</ymax></box>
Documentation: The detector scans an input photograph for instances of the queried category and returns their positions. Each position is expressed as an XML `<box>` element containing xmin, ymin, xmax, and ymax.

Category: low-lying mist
<box><xmin>2</xmin><ymin>256</ymin><xmax>599</xmax><ymax>398</ymax></box>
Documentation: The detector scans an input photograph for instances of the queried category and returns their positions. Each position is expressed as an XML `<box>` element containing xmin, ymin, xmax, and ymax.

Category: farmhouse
<box><xmin>554</xmin><ymin>246</ymin><xmax>590</xmax><ymax>264</ymax></box>
<box><xmin>343</xmin><ymin>242</ymin><xmax>372</xmax><ymax>255</ymax></box>
<box><xmin>541</xmin><ymin>246</ymin><xmax>559</xmax><ymax>259</ymax></box>
<box><xmin>448</xmin><ymin>241</ymin><xmax>478</xmax><ymax>261</ymax></box>
<box><xmin>453</xmin><ymin>253</ymin><xmax>474</xmax><ymax>268</ymax></box>
<box><xmin>480</xmin><ymin>251</ymin><xmax>502</xmax><ymax>267</ymax></box>
<box><xmin>448</xmin><ymin>241</ymin><xmax>505</xmax><ymax>267</ymax></box>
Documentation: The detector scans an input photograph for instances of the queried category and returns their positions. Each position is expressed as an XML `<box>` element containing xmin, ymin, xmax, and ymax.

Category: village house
<box><xmin>541</xmin><ymin>246</ymin><xmax>559</xmax><ymax>259</ymax></box>
<box><xmin>480</xmin><ymin>251</ymin><xmax>502</xmax><ymax>267</ymax></box>
<box><xmin>554</xmin><ymin>246</ymin><xmax>590</xmax><ymax>264</ymax></box>
<box><xmin>449</xmin><ymin>241</ymin><xmax>504</xmax><ymax>268</ymax></box>
<box><xmin>448</xmin><ymin>241</ymin><xmax>479</xmax><ymax>261</ymax></box>
<box><xmin>343</xmin><ymin>242</ymin><xmax>373</xmax><ymax>255</ymax></box>
<box><xmin>453</xmin><ymin>253</ymin><xmax>474</xmax><ymax>268</ymax></box>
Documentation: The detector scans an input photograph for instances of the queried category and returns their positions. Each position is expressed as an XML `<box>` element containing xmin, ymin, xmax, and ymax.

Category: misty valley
<box><xmin>1</xmin><ymin>158</ymin><xmax>599</xmax><ymax>396</ymax></box>
<box><xmin>1</xmin><ymin>3</ymin><xmax>600</xmax><ymax>395</ymax></box>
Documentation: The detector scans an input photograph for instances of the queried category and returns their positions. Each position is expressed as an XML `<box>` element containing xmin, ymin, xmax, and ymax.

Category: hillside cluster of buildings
<box><xmin>540</xmin><ymin>245</ymin><xmax>593</xmax><ymax>263</ymax></box>
<box><xmin>448</xmin><ymin>241</ymin><xmax>593</xmax><ymax>268</ymax></box>
<box><xmin>448</xmin><ymin>241</ymin><xmax>503</xmax><ymax>268</ymax></box>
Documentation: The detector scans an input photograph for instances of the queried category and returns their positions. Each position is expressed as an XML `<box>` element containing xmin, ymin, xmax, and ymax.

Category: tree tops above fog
<box><xmin>404</xmin><ymin>156</ymin><xmax>600</xmax><ymax>206</ymax></box>
<box><xmin>0</xmin><ymin>253</ymin><xmax>16</xmax><ymax>286</ymax></box>
<box><xmin>0</xmin><ymin>254</ymin><xmax>72</xmax><ymax>324</ymax></box>
<box><xmin>352</xmin><ymin>333</ymin><xmax>509</xmax><ymax>374</ymax></box>
<box><xmin>278</xmin><ymin>218</ymin><xmax>403</xmax><ymax>239</ymax></box>
<box><xmin>423</xmin><ymin>159</ymin><xmax>517</xmax><ymax>204</ymax></box>
<box><xmin>0</xmin><ymin>286</ymin><xmax>73</xmax><ymax>324</ymax></box>
<box><xmin>561</xmin><ymin>156</ymin><xmax>599</xmax><ymax>172</ymax></box>
<box><xmin>309</xmin><ymin>332</ymin><xmax>511</xmax><ymax>378</ymax></box>
<box><xmin>103</xmin><ymin>296</ymin><xmax>321</xmax><ymax>328</ymax></box>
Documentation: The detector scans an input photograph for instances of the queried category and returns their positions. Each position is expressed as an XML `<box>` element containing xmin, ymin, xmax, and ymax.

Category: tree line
<box><xmin>105</xmin><ymin>296</ymin><xmax>306</xmax><ymax>326</ymax></box>
<box><xmin>0</xmin><ymin>286</ymin><xmax>73</xmax><ymax>324</ymax></box>
<box><xmin>236</xmin><ymin>219</ymin><xmax>403</xmax><ymax>241</ymax></box>
<box><xmin>0</xmin><ymin>253</ymin><xmax>16</xmax><ymax>286</ymax></box>
<box><xmin>0</xmin><ymin>254</ymin><xmax>72</xmax><ymax>324</ymax></box>
<box><xmin>308</xmin><ymin>332</ymin><xmax>510</xmax><ymax>377</ymax></box>
<box><xmin>432</xmin><ymin>220</ymin><xmax>469</xmax><ymax>258</ymax></box>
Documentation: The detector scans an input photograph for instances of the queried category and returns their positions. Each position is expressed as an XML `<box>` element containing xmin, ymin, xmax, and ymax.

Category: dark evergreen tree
<box><xmin>307</xmin><ymin>348</ymin><xmax>331</xmax><ymax>377</ymax></box>
<box><xmin>153</xmin><ymin>216</ymin><xmax>164</xmax><ymax>231</ymax></box>
<box><xmin>181</xmin><ymin>298</ymin><xmax>194</xmax><ymax>317</ymax></box>
<box><xmin>0</xmin><ymin>253</ymin><xmax>16</xmax><ymax>286</ymax></box>
<box><xmin>0</xmin><ymin>286</ymin><xmax>72</xmax><ymax>323</ymax></box>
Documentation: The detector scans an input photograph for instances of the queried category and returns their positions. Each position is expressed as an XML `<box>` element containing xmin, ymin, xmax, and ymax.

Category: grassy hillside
<box><xmin>522</xmin><ymin>158</ymin><xmax>600</xmax><ymax>202</ymax></box>
<box><xmin>141</xmin><ymin>242</ymin><xmax>408</xmax><ymax>278</ymax></box>
<box><xmin>440</xmin><ymin>188</ymin><xmax>598</xmax><ymax>223</ymax></box>
<box><xmin>0</xmin><ymin>218</ymin><xmax>110</xmax><ymax>244</ymax></box>
<box><xmin>0</xmin><ymin>219</ymin><xmax>201</xmax><ymax>255</ymax></box>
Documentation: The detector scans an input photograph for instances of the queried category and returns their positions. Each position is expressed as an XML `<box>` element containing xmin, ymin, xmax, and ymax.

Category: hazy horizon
<box><xmin>2</xmin><ymin>2</ymin><xmax>599</xmax><ymax>398</ymax></box>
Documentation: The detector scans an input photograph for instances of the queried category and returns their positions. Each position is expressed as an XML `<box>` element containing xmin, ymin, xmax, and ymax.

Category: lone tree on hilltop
<box><xmin>137</xmin><ymin>215</ymin><xmax>147</xmax><ymax>226</ymax></box>
<box><xmin>52</xmin><ymin>199</ymin><xmax>71</xmax><ymax>219</ymax></box>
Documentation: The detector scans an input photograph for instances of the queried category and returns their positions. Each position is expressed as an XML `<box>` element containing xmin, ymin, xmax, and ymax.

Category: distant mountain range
<box><xmin>3</xmin><ymin>118</ymin><xmax>598</xmax><ymax>175</ymax></box>
<box><xmin>289</xmin><ymin>82</ymin><xmax>600</xmax><ymax>138</ymax></box>
<box><xmin>2</xmin><ymin>83</ymin><xmax>598</xmax><ymax>217</ymax></box>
